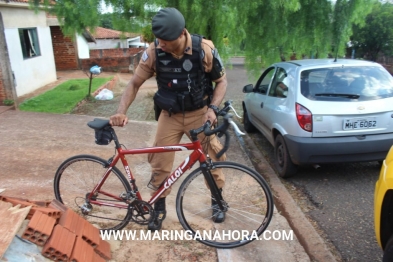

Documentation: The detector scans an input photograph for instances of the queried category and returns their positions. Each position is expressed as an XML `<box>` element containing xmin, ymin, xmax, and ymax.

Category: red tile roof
<box><xmin>89</xmin><ymin>27</ymin><xmax>139</xmax><ymax>39</ymax></box>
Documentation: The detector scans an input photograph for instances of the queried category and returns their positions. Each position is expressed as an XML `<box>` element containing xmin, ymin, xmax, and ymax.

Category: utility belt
<box><xmin>153</xmin><ymin>87</ymin><xmax>210</xmax><ymax>120</ymax></box>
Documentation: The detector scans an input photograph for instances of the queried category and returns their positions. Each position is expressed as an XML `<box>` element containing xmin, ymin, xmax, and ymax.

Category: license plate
<box><xmin>343</xmin><ymin>118</ymin><xmax>377</xmax><ymax>130</ymax></box>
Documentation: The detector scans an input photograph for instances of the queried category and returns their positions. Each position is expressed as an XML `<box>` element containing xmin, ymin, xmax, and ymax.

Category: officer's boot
<box><xmin>211</xmin><ymin>189</ymin><xmax>225</xmax><ymax>223</ymax></box>
<box><xmin>148</xmin><ymin>197</ymin><xmax>166</xmax><ymax>231</ymax></box>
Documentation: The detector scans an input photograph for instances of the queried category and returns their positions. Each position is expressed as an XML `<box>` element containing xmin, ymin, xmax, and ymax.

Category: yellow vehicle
<box><xmin>375</xmin><ymin>145</ymin><xmax>393</xmax><ymax>261</ymax></box>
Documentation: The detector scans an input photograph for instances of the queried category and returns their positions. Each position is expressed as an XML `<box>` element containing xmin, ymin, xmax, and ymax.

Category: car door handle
<box><xmin>260</xmin><ymin>102</ymin><xmax>264</xmax><ymax>108</ymax></box>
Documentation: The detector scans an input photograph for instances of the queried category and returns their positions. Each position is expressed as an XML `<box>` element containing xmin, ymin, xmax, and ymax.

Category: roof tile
<box><xmin>89</xmin><ymin>27</ymin><xmax>139</xmax><ymax>39</ymax></box>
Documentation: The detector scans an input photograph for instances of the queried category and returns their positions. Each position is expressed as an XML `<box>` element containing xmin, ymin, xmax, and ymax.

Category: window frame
<box><xmin>18</xmin><ymin>27</ymin><xmax>41</xmax><ymax>59</ymax></box>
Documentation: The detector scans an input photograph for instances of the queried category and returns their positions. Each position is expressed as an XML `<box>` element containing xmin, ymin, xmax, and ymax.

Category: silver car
<box><xmin>242</xmin><ymin>59</ymin><xmax>393</xmax><ymax>177</ymax></box>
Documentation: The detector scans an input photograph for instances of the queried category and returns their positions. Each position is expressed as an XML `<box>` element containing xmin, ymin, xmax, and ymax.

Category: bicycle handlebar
<box><xmin>189</xmin><ymin>100</ymin><xmax>245</xmax><ymax>159</ymax></box>
<box><xmin>88</xmin><ymin>100</ymin><xmax>244</xmax><ymax>159</ymax></box>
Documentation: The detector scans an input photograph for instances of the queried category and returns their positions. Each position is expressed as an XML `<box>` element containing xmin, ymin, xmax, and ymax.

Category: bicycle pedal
<box><xmin>148</xmin><ymin>210</ymin><xmax>166</xmax><ymax>231</ymax></box>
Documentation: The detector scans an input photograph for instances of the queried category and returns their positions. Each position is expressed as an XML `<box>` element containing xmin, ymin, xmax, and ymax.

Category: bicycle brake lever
<box><xmin>229</xmin><ymin>105</ymin><xmax>242</xmax><ymax>118</ymax></box>
<box><xmin>229</xmin><ymin>119</ymin><xmax>246</xmax><ymax>136</ymax></box>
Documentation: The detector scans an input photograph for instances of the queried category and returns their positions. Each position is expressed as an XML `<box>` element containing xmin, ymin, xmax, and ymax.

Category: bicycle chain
<box><xmin>75</xmin><ymin>197</ymin><xmax>153</xmax><ymax>225</ymax></box>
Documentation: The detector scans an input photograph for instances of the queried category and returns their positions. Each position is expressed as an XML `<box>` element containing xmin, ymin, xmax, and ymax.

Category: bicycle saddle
<box><xmin>87</xmin><ymin>118</ymin><xmax>110</xmax><ymax>130</ymax></box>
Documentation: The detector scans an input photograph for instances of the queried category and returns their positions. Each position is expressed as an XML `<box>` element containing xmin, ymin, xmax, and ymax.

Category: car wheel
<box><xmin>274</xmin><ymin>134</ymin><xmax>298</xmax><ymax>178</ymax></box>
<box><xmin>383</xmin><ymin>234</ymin><xmax>393</xmax><ymax>262</ymax></box>
<box><xmin>243</xmin><ymin>108</ymin><xmax>256</xmax><ymax>133</ymax></box>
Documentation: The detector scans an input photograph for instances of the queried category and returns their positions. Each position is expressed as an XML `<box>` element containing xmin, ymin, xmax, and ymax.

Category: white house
<box><xmin>87</xmin><ymin>27</ymin><xmax>145</xmax><ymax>50</ymax></box>
<box><xmin>0</xmin><ymin>0</ymin><xmax>96</xmax><ymax>102</ymax></box>
<box><xmin>0</xmin><ymin>0</ymin><xmax>57</xmax><ymax>97</ymax></box>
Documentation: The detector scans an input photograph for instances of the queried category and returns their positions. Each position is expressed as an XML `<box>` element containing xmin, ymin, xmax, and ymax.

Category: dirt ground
<box><xmin>71</xmin><ymin>74</ymin><xmax>157</xmax><ymax>122</ymax></box>
<box><xmin>0</xmin><ymin>73</ymin><xmax>219</xmax><ymax>262</ymax></box>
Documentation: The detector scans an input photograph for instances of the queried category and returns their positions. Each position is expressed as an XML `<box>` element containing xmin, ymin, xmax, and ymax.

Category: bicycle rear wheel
<box><xmin>176</xmin><ymin>161</ymin><xmax>274</xmax><ymax>248</ymax></box>
<box><xmin>54</xmin><ymin>155</ymin><xmax>132</xmax><ymax>231</ymax></box>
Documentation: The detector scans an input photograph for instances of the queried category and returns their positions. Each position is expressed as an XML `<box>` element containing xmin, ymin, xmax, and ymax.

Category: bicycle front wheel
<box><xmin>54</xmin><ymin>155</ymin><xmax>132</xmax><ymax>231</ymax></box>
<box><xmin>176</xmin><ymin>161</ymin><xmax>274</xmax><ymax>248</ymax></box>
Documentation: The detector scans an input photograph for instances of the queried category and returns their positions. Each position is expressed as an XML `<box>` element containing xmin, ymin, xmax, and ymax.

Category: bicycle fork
<box><xmin>200</xmin><ymin>161</ymin><xmax>227</xmax><ymax>212</ymax></box>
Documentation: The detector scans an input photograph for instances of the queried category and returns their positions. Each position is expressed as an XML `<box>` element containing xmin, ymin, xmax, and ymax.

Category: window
<box><xmin>19</xmin><ymin>28</ymin><xmax>41</xmax><ymax>59</ymax></box>
<box><xmin>255</xmin><ymin>67</ymin><xmax>275</xmax><ymax>94</ymax></box>
<box><xmin>269</xmin><ymin>67</ymin><xmax>289</xmax><ymax>98</ymax></box>
<box><xmin>301</xmin><ymin>66</ymin><xmax>393</xmax><ymax>101</ymax></box>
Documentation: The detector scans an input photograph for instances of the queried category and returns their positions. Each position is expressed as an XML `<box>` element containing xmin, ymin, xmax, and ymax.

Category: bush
<box><xmin>3</xmin><ymin>99</ymin><xmax>14</xmax><ymax>106</ymax></box>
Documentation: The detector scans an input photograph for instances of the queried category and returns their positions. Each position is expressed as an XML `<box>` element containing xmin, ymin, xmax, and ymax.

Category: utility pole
<box><xmin>0</xmin><ymin>12</ymin><xmax>18</xmax><ymax>108</ymax></box>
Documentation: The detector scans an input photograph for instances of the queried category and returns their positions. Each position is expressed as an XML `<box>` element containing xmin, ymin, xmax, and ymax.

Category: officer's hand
<box><xmin>204</xmin><ymin>109</ymin><xmax>217</xmax><ymax>125</ymax></box>
<box><xmin>110</xmin><ymin>114</ymin><xmax>128</xmax><ymax>127</ymax></box>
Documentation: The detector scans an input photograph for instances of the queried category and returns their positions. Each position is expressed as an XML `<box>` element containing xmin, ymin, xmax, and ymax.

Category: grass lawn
<box><xmin>19</xmin><ymin>77</ymin><xmax>113</xmax><ymax>114</ymax></box>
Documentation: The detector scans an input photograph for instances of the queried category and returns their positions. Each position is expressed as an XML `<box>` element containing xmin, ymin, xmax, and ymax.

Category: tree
<box><xmin>141</xmin><ymin>24</ymin><xmax>155</xmax><ymax>43</ymax></box>
<box><xmin>30</xmin><ymin>0</ymin><xmax>376</xmax><ymax>76</ymax></box>
<box><xmin>99</xmin><ymin>13</ymin><xmax>113</xmax><ymax>29</ymax></box>
<box><xmin>351</xmin><ymin>2</ymin><xmax>393</xmax><ymax>61</ymax></box>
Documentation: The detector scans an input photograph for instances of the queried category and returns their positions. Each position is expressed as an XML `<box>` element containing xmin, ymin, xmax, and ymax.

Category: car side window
<box><xmin>255</xmin><ymin>67</ymin><xmax>275</xmax><ymax>94</ymax></box>
<box><xmin>269</xmin><ymin>67</ymin><xmax>289</xmax><ymax>98</ymax></box>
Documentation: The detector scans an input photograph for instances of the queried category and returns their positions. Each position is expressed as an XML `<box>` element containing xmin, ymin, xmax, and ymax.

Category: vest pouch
<box><xmin>153</xmin><ymin>102</ymin><xmax>162</xmax><ymax>121</ymax></box>
<box><xmin>153</xmin><ymin>88</ymin><xmax>182</xmax><ymax>114</ymax></box>
<box><xmin>190</xmin><ymin>87</ymin><xmax>205</xmax><ymax>109</ymax></box>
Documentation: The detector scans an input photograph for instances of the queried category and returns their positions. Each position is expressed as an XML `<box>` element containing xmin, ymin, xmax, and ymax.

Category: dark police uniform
<box><xmin>134</xmin><ymin>29</ymin><xmax>226</xmax><ymax>197</ymax></box>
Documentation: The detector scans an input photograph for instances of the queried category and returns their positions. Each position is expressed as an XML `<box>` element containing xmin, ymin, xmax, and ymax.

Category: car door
<box><xmin>262</xmin><ymin>67</ymin><xmax>291</xmax><ymax>141</ymax></box>
<box><xmin>247</xmin><ymin>67</ymin><xmax>276</xmax><ymax>139</ymax></box>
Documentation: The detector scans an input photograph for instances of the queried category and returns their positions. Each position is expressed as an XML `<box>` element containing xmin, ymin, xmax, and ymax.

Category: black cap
<box><xmin>152</xmin><ymin>8</ymin><xmax>185</xmax><ymax>41</ymax></box>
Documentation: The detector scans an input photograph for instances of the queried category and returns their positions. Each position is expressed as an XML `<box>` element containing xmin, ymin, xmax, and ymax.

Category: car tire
<box><xmin>274</xmin><ymin>134</ymin><xmax>298</xmax><ymax>178</ymax></box>
<box><xmin>243</xmin><ymin>108</ymin><xmax>256</xmax><ymax>133</ymax></box>
<box><xmin>383</xmin><ymin>234</ymin><xmax>393</xmax><ymax>262</ymax></box>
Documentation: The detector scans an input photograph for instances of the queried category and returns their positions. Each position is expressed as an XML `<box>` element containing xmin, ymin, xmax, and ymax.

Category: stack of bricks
<box><xmin>0</xmin><ymin>196</ymin><xmax>112</xmax><ymax>262</ymax></box>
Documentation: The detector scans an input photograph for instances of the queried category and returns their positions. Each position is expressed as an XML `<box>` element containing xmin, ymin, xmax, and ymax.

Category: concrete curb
<box><xmin>235</xmin><ymin>133</ymin><xmax>337</xmax><ymax>262</ymax></box>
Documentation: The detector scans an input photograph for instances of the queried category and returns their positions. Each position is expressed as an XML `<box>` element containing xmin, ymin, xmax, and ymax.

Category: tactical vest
<box><xmin>154</xmin><ymin>34</ymin><xmax>213</xmax><ymax>112</ymax></box>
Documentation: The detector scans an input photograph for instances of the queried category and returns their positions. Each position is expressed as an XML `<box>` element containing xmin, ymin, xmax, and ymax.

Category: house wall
<box><xmin>0</xmin><ymin>66</ymin><xmax>4</xmax><ymax>101</ymax></box>
<box><xmin>88</xmin><ymin>38</ymin><xmax>129</xmax><ymax>50</ymax></box>
<box><xmin>80</xmin><ymin>49</ymin><xmax>143</xmax><ymax>73</ymax></box>
<box><xmin>50</xmin><ymin>26</ymin><xmax>78</xmax><ymax>70</ymax></box>
<box><xmin>76</xmin><ymin>34</ymin><xmax>90</xmax><ymax>59</ymax></box>
<box><xmin>89</xmin><ymin>48</ymin><xmax>144</xmax><ymax>58</ymax></box>
<box><xmin>0</xmin><ymin>6</ymin><xmax>57</xmax><ymax>97</ymax></box>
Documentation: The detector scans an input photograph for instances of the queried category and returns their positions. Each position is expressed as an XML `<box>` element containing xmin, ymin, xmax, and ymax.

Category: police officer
<box><xmin>110</xmin><ymin>7</ymin><xmax>227</xmax><ymax>231</ymax></box>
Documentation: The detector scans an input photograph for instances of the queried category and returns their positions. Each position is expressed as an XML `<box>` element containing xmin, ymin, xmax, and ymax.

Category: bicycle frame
<box><xmin>88</xmin><ymin>138</ymin><xmax>209</xmax><ymax>209</ymax></box>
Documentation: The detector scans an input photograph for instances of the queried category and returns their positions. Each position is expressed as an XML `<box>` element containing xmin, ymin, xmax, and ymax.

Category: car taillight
<box><xmin>296</xmin><ymin>103</ymin><xmax>312</xmax><ymax>132</ymax></box>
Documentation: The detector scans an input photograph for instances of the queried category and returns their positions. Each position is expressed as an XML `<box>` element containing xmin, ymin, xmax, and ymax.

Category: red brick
<box><xmin>51</xmin><ymin>26</ymin><xmax>78</xmax><ymax>70</ymax></box>
<box><xmin>22</xmin><ymin>211</ymin><xmax>56</xmax><ymax>246</ymax></box>
<box><xmin>70</xmin><ymin>235</ymin><xmax>96</xmax><ymax>262</ymax></box>
<box><xmin>0</xmin><ymin>196</ymin><xmax>32</xmax><ymax>207</ymax></box>
<box><xmin>58</xmin><ymin>208</ymin><xmax>84</xmax><ymax>235</ymax></box>
<box><xmin>95</xmin><ymin>237</ymin><xmax>112</xmax><ymax>260</ymax></box>
<box><xmin>27</xmin><ymin>207</ymin><xmax>61</xmax><ymax>221</ymax></box>
<box><xmin>81</xmin><ymin>218</ymin><xmax>100</xmax><ymax>248</ymax></box>
<box><xmin>42</xmin><ymin>224</ymin><xmax>76</xmax><ymax>261</ymax></box>
<box><xmin>94</xmin><ymin>252</ymin><xmax>107</xmax><ymax>262</ymax></box>
<box><xmin>48</xmin><ymin>198</ymin><xmax>68</xmax><ymax>213</ymax></box>
<box><xmin>59</xmin><ymin>208</ymin><xmax>100</xmax><ymax>247</ymax></box>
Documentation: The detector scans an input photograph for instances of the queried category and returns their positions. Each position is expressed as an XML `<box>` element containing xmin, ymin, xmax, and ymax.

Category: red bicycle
<box><xmin>54</xmin><ymin>101</ymin><xmax>274</xmax><ymax>248</ymax></box>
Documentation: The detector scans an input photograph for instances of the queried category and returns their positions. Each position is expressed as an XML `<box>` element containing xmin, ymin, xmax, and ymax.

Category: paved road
<box><xmin>225</xmin><ymin>59</ymin><xmax>384</xmax><ymax>261</ymax></box>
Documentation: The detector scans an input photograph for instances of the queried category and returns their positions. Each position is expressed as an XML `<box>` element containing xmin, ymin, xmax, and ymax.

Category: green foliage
<box><xmin>19</xmin><ymin>77</ymin><xmax>112</xmax><ymax>114</ymax></box>
<box><xmin>30</xmin><ymin>0</ymin><xmax>101</xmax><ymax>37</ymax></box>
<box><xmin>142</xmin><ymin>24</ymin><xmax>155</xmax><ymax>43</ymax></box>
<box><xmin>100</xmin><ymin>13</ymin><xmax>114</xmax><ymax>29</ymax></box>
<box><xmin>3</xmin><ymin>99</ymin><xmax>14</xmax><ymax>106</ymax></box>
<box><xmin>30</xmin><ymin>0</ymin><xmax>376</xmax><ymax>75</ymax></box>
<box><xmin>351</xmin><ymin>2</ymin><xmax>393</xmax><ymax>61</ymax></box>
<box><xmin>69</xmin><ymin>84</ymin><xmax>83</xmax><ymax>91</ymax></box>
<box><xmin>331</xmin><ymin>0</ymin><xmax>374</xmax><ymax>59</ymax></box>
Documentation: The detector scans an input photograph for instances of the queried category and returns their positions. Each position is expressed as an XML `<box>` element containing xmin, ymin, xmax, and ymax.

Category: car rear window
<box><xmin>300</xmin><ymin>66</ymin><xmax>393</xmax><ymax>101</ymax></box>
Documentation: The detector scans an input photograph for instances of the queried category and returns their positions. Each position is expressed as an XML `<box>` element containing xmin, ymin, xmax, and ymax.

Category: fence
<box><xmin>80</xmin><ymin>48</ymin><xmax>144</xmax><ymax>73</ymax></box>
